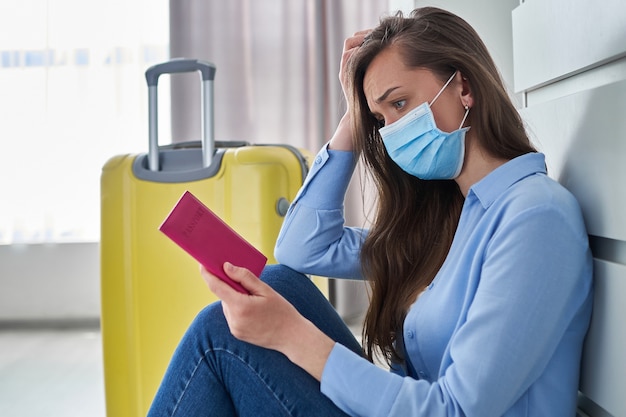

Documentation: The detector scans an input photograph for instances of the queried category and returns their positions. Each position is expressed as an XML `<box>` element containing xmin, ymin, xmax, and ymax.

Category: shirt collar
<box><xmin>469</xmin><ymin>152</ymin><xmax>547</xmax><ymax>209</ymax></box>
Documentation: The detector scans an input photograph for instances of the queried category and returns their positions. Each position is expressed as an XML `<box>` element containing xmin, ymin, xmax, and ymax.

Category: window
<box><xmin>0</xmin><ymin>0</ymin><xmax>169</xmax><ymax>243</ymax></box>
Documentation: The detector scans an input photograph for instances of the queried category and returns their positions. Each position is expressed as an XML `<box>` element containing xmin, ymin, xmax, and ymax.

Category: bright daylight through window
<box><xmin>0</xmin><ymin>0</ymin><xmax>169</xmax><ymax>243</ymax></box>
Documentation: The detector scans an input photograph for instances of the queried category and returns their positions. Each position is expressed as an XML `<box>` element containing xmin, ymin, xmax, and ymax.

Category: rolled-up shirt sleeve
<box><xmin>274</xmin><ymin>144</ymin><xmax>366</xmax><ymax>279</ymax></box>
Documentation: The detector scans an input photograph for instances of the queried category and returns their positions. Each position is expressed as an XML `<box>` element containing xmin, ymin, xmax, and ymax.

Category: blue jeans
<box><xmin>147</xmin><ymin>264</ymin><xmax>363</xmax><ymax>417</ymax></box>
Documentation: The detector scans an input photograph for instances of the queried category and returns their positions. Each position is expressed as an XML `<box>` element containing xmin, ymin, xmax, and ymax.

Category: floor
<box><xmin>0</xmin><ymin>327</ymin><xmax>106</xmax><ymax>417</ymax></box>
<box><xmin>0</xmin><ymin>321</ymin><xmax>364</xmax><ymax>417</ymax></box>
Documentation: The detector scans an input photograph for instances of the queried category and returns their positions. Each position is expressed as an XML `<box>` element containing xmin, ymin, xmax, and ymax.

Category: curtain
<box><xmin>168</xmin><ymin>0</ymin><xmax>387</xmax><ymax>151</ymax></box>
<box><xmin>168</xmin><ymin>0</ymin><xmax>388</xmax><ymax>319</ymax></box>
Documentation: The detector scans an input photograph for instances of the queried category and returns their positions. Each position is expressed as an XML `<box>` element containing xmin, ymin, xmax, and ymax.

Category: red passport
<box><xmin>159</xmin><ymin>191</ymin><xmax>267</xmax><ymax>294</ymax></box>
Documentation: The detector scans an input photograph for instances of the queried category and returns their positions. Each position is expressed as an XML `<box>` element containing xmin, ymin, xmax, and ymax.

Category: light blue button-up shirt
<box><xmin>274</xmin><ymin>144</ymin><xmax>593</xmax><ymax>417</ymax></box>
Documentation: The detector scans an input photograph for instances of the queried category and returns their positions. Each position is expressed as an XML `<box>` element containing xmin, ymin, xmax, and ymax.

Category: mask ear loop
<box><xmin>429</xmin><ymin>71</ymin><xmax>457</xmax><ymax>106</ymax></box>
<box><xmin>459</xmin><ymin>105</ymin><xmax>470</xmax><ymax>129</ymax></box>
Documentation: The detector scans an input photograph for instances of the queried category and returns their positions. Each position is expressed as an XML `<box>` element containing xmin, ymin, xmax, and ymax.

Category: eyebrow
<box><xmin>375</xmin><ymin>86</ymin><xmax>401</xmax><ymax>104</ymax></box>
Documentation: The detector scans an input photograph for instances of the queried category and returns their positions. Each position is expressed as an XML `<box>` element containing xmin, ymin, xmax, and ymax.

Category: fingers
<box><xmin>223</xmin><ymin>262</ymin><xmax>263</xmax><ymax>294</ymax></box>
<box><xmin>339</xmin><ymin>29</ymin><xmax>372</xmax><ymax>93</ymax></box>
<box><xmin>341</xmin><ymin>30</ymin><xmax>370</xmax><ymax>66</ymax></box>
<box><xmin>200</xmin><ymin>265</ymin><xmax>231</xmax><ymax>299</ymax></box>
<box><xmin>343</xmin><ymin>29</ymin><xmax>371</xmax><ymax>51</ymax></box>
<box><xmin>200</xmin><ymin>263</ymin><xmax>264</xmax><ymax>300</ymax></box>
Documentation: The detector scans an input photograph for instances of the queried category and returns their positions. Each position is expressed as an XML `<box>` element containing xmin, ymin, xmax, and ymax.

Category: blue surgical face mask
<box><xmin>378</xmin><ymin>71</ymin><xmax>470</xmax><ymax>180</ymax></box>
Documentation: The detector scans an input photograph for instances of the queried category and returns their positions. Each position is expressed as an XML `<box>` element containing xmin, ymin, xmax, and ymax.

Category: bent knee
<box><xmin>260</xmin><ymin>264</ymin><xmax>312</xmax><ymax>292</ymax></box>
<box><xmin>192</xmin><ymin>301</ymin><xmax>226</xmax><ymax>329</ymax></box>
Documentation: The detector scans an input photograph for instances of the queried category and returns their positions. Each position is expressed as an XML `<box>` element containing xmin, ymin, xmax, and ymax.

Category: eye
<box><xmin>392</xmin><ymin>99</ymin><xmax>406</xmax><ymax>110</ymax></box>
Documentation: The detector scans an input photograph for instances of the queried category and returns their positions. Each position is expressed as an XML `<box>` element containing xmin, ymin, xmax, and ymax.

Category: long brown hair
<box><xmin>348</xmin><ymin>7</ymin><xmax>537</xmax><ymax>365</ymax></box>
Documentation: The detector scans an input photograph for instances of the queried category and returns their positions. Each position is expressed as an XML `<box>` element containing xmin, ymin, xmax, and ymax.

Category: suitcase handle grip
<box><xmin>145</xmin><ymin>59</ymin><xmax>216</xmax><ymax>86</ymax></box>
<box><xmin>145</xmin><ymin>59</ymin><xmax>217</xmax><ymax>171</ymax></box>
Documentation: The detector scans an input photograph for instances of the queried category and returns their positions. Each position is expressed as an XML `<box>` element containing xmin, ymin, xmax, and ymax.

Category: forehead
<box><xmin>362</xmin><ymin>47</ymin><xmax>437</xmax><ymax>106</ymax></box>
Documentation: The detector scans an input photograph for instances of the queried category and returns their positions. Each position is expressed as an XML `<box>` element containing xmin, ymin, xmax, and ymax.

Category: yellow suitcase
<box><xmin>100</xmin><ymin>59</ymin><xmax>324</xmax><ymax>417</ymax></box>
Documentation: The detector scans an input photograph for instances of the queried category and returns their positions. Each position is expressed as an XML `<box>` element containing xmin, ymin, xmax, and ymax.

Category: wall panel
<box><xmin>512</xmin><ymin>0</ymin><xmax>626</xmax><ymax>92</ymax></box>
<box><xmin>513</xmin><ymin>0</ymin><xmax>626</xmax><ymax>416</ymax></box>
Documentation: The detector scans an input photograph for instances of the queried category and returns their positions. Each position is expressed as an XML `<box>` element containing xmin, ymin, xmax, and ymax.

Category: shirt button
<box><xmin>315</xmin><ymin>156</ymin><xmax>322</xmax><ymax>164</ymax></box>
<box><xmin>406</xmin><ymin>330</ymin><xmax>415</xmax><ymax>339</ymax></box>
<box><xmin>418</xmin><ymin>371</ymin><xmax>427</xmax><ymax>378</ymax></box>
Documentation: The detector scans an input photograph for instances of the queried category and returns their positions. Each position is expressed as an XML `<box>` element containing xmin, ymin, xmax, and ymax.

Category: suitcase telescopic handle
<box><xmin>145</xmin><ymin>59</ymin><xmax>217</xmax><ymax>171</ymax></box>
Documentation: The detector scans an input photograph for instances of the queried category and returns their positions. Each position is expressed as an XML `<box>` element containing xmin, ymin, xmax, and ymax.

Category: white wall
<box><xmin>400</xmin><ymin>0</ymin><xmax>521</xmax><ymax>102</ymax></box>
<box><xmin>0</xmin><ymin>243</ymin><xmax>100</xmax><ymax>324</ymax></box>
